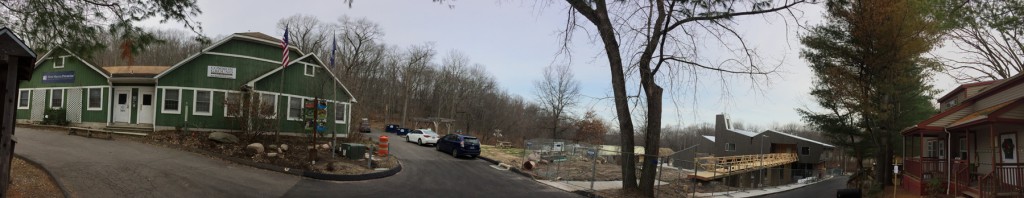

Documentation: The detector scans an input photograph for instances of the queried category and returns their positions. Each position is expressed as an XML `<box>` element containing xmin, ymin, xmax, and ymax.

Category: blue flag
<box><xmin>330</xmin><ymin>34</ymin><xmax>337</xmax><ymax>68</ymax></box>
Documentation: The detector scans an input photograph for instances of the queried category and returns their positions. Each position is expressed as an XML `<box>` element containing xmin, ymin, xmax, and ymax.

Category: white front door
<box><xmin>137</xmin><ymin>88</ymin><xmax>154</xmax><ymax>124</ymax></box>
<box><xmin>1000</xmin><ymin>133</ymin><xmax>1019</xmax><ymax>186</ymax></box>
<box><xmin>1000</xmin><ymin>134</ymin><xmax>1018</xmax><ymax>162</ymax></box>
<box><xmin>113</xmin><ymin>88</ymin><xmax>132</xmax><ymax>123</ymax></box>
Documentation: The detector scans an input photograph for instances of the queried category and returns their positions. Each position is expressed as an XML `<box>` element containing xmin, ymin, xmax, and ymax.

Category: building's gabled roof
<box><xmin>727</xmin><ymin>129</ymin><xmax>759</xmax><ymax>137</ymax></box>
<box><xmin>904</xmin><ymin>72</ymin><xmax>1024</xmax><ymax>134</ymax></box>
<box><xmin>762</xmin><ymin>130</ymin><xmax>834</xmax><ymax>148</ymax></box>
<box><xmin>702</xmin><ymin>135</ymin><xmax>716</xmax><ymax>142</ymax></box>
<box><xmin>104</xmin><ymin>66</ymin><xmax>171</xmax><ymax>77</ymax></box>
<box><xmin>246</xmin><ymin>53</ymin><xmax>357</xmax><ymax>103</ymax></box>
<box><xmin>1</xmin><ymin>27</ymin><xmax>36</xmax><ymax>80</ymax></box>
<box><xmin>33</xmin><ymin>48</ymin><xmax>110</xmax><ymax>78</ymax></box>
<box><xmin>936</xmin><ymin>80</ymin><xmax>1000</xmax><ymax>102</ymax></box>
<box><xmin>155</xmin><ymin>32</ymin><xmax>302</xmax><ymax>79</ymax></box>
<box><xmin>0</xmin><ymin>27</ymin><xmax>36</xmax><ymax>58</ymax></box>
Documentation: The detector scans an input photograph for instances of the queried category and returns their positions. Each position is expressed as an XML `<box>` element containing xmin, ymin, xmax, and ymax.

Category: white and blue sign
<box><xmin>42</xmin><ymin>71</ymin><xmax>75</xmax><ymax>83</ymax></box>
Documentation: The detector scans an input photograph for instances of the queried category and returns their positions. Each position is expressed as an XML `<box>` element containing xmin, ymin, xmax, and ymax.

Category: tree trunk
<box><xmin>638</xmin><ymin>84</ymin><xmax>663</xmax><ymax>196</ymax></box>
<box><xmin>402</xmin><ymin>92</ymin><xmax>409</xmax><ymax>128</ymax></box>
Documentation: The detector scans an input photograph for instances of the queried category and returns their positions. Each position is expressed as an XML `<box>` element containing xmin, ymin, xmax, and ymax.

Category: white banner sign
<box><xmin>207</xmin><ymin>66</ymin><xmax>236</xmax><ymax>79</ymax></box>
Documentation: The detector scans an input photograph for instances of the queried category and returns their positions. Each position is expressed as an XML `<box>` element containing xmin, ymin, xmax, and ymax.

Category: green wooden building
<box><xmin>16</xmin><ymin>32</ymin><xmax>356</xmax><ymax>136</ymax></box>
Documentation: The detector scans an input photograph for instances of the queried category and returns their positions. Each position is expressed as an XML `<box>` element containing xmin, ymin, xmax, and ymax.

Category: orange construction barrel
<box><xmin>377</xmin><ymin>135</ymin><xmax>389</xmax><ymax>157</ymax></box>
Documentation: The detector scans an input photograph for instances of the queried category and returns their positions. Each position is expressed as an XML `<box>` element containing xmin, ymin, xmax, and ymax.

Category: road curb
<box><xmin>13</xmin><ymin>154</ymin><xmax>71</xmax><ymax>198</ymax></box>
<box><xmin>478</xmin><ymin>155</ymin><xmax>535</xmax><ymax>179</ymax></box>
<box><xmin>157</xmin><ymin>142</ymin><xmax>402</xmax><ymax>181</ymax></box>
<box><xmin>480</xmin><ymin>155</ymin><xmax>603</xmax><ymax>198</ymax></box>
<box><xmin>701</xmin><ymin>176</ymin><xmax>844</xmax><ymax>198</ymax></box>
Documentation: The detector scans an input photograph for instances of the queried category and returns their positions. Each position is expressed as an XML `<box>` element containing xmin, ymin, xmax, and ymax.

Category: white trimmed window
<box><xmin>17</xmin><ymin>90</ymin><xmax>30</xmax><ymax>109</ymax></box>
<box><xmin>193</xmin><ymin>90</ymin><xmax>212</xmax><ymax>116</ymax></box>
<box><xmin>53</xmin><ymin>56</ymin><xmax>66</xmax><ymax>68</ymax></box>
<box><xmin>288</xmin><ymin>96</ymin><xmax>303</xmax><ymax>120</ymax></box>
<box><xmin>801</xmin><ymin>147</ymin><xmax>811</xmax><ymax>156</ymax></box>
<box><xmin>224</xmin><ymin>92</ymin><xmax>241</xmax><ymax>117</ymax></box>
<box><xmin>163</xmin><ymin>89</ymin><xmax>181</xmax><ymax>114</ymax></box>
<box><xmin>725</xmin><ymin>143</ymin><xmax>736</xmax><ymax>151</ymax></box>
<box><xmin>49</xmin><ymin>89</ymin><xmax>63</xmax><ymax>108</ymax></box>
<box><xmin>87</xmin><ymin>88</ymin><xmax>102</xmax><ymax>111</ymax></box>
<box><xmin>304</xmin><ymin>64</ymin><xmax>315</xmax><ymax>77</ymax></box>
<box><xmin>259</xmin><ymin>93</ymin><xmax>277</xmax><ymax>118</ymax></box>
<box><xmin>335</xmin><ymin>102</ymin><xmax>348</xmax><ymax>124</ymax></box>
<box><xmin>959</xmin><ymin>138</ymin><xmax>968</xmax><ymax>159</ymax></box>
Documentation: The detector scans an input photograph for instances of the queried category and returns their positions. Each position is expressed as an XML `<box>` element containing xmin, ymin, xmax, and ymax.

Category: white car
<box><xmin>407</xmin><ymin>129</ymin><xmax>440</xmax><ymax>146</ymax></box>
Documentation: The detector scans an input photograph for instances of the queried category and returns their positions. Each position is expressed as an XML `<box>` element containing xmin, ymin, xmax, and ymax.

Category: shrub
<box><xmin>42</xmin><ymin>108</ymin><xmax>69</xmax><ymax>126</ymax></box>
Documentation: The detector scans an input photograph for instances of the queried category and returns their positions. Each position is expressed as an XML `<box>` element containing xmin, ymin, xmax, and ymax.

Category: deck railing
<box><xmin>978</xmin><ymin>164</ymin><xmax>1024</xmax><ymax>198</ymax></box>
<box><xmin>904</xmin><ymin>158</ymin><xmax>947</xmax><ymax>180</ymax></box>
<box><xmin>951</xmin><ymin>160</ymin><xmax>970</xmax><ymax>194</ymax></box>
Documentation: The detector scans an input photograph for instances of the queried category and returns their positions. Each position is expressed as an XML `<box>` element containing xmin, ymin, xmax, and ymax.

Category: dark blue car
<box><xmin>436</xmin><ymin>134</ymin><xmax>481</xmax><ymax>158</ymax></box>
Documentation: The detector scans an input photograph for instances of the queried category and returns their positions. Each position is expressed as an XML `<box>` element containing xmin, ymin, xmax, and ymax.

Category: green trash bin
<box><xmin>342</xmin><ymin>143</ymin><xmax>366</xmax><ymax>160</ymax></box>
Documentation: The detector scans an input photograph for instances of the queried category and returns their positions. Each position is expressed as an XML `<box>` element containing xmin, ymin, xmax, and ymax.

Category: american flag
<box><xmin>281</xmin><ymin>26</ymin><xmax>290</xmax><ymax>68</ymax></box>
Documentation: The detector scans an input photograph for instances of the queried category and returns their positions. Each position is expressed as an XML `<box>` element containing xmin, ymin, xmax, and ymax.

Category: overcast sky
<box><xmin>142</xmin><ymin>0</ymin><xmax>962</xmax><ymax>129</ymax></box>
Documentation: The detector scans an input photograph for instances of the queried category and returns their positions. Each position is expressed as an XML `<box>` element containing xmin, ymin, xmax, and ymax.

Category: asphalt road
<box><xmin>14</xmin><ymin>127</ymin><xmax>578</xmax><ymax>198</ymax></box>
<box><xmin>281</xmin><ymin>131</ymin><xmax>579</xmax><ymax>198</ymax></box>
<box><xmin>756</xmin><ymin>176</ymin><xmax>850</xmax><ymax>198</ymax></box>
<box><xmin>14</xmin><ymin>127</ymin><xmax>302</xmax><ymax>198</ymax></box>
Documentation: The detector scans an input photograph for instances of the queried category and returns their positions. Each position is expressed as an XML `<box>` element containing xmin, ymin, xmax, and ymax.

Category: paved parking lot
<box><xmin>281</xmin><ymin>131</ymin><xmax>579</xmax><ymax>198</ymax></box>
<box><xmin>14</xmin><ymin>127</ymin><xmax>578</xmax><ymax>198</ymax></box>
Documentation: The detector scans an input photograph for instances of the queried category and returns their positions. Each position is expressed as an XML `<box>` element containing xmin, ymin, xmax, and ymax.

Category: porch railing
<box><xmin>979</xmin><ymin>164</ymin><xmax>1024</xmax><ymax>198</ymax></box>
<box><xmin>951</xmin><ymin>160</ymin><xmax>970</xmax><ymax>194</ymax></box>
<box><xmin>905</xmin><ymin>158</ymin><xmax>947</xmax><ymax>180</ymax></box>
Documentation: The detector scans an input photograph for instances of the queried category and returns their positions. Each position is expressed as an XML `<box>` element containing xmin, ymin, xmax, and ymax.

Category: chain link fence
<box><xmin>519</xmin><ymin>138</ymin><xmax>843</xmax><ymax>197</ymax></box>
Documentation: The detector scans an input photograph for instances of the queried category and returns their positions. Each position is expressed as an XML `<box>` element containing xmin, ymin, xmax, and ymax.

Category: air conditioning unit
<box><xmin>341</xmin><ymin>143</ymin><xmax>367</xmax><ymax>160</ymax></box>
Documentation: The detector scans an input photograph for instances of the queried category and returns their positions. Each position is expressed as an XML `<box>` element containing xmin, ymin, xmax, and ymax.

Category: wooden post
<box><xmin>1</xmin><ymin>55</ymin><xmax>21</xmax><ymax>194</ymax></box>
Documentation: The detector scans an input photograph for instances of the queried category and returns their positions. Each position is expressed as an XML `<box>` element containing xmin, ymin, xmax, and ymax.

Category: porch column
<box><xmin>921</xmin><ymin>131</ymin><xmax>925</xmax><ymax>158</ymax></box>
<box><xmin>988</xmin><ymin>123</ymin><xmax>997</xmax><ymax>187</ymax></box>
<box><xmin>783</xmin><ymin>163</ymin><xmax>792</xmax><ymax>184</ymax></box>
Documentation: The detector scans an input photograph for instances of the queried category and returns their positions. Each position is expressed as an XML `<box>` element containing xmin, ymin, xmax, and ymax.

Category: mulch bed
<box><xmin>6</xmin><ymin>156</ymin><xmax>64</xmax><ymax>198</ymax></box>
<box><xmin>138</xmin><ymin>130</ymin><xmax>396</xmax><ymax>175</ymax></box>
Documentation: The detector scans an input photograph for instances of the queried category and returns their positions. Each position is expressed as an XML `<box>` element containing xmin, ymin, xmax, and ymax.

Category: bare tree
<box><xmin>941</xmin><ymin>0</ymin><xmax>1024</xmax><ymax>82</ymax></box>
<box><xmin>534</xmin><ymin>64</ymin><xmax>581</xmax><ymax>140</ymax></box>
<box><xmin>277</xmin><ymin>14</ymin><xmax>329</xmax><ymax>55</ymax></box>
<box><xmin>561</xmin><ymin>0</ymin><xmax>806</xmax><ymax>195</ymax></box>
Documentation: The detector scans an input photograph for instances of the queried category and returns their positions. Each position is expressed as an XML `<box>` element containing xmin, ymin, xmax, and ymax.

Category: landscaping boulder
<box><xmin>321</xmin><ymin>144</ymin><xmax>330</xmax><ymax>150</ymax></box>
<box><xmin>208</xmin><ymin>132</ymin><xmax>239</xmax><ymax>144</ymax></box>
<box><xmin>267</xmin><ymin>152</ymin><xmax>278</xmax><ymax>157</ymax></box>
<box><xmin>246</xmin><ymin>143</ymin><xmax>265</xmax><ymax>154</ymax></box>
<box><xmin>280</xmin><ymin>144</ymin><xmax>289</xmax><ymax>151</ymax></box>
<box><xmin>527</xmin><ymin>153</ymin><xmax>541</xmax><ymax>162</ymax></box>
<box><xmin>268</xmin><ymin>144</ymin><xmax>279</xmax><ymax>150</ymax></box>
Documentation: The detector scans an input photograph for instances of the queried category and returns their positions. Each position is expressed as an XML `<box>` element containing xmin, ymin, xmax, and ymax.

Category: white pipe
<box><xmin>944</xmin><ymin>128</ymin><xmax>951</xmax><ymax>195</ymax></box>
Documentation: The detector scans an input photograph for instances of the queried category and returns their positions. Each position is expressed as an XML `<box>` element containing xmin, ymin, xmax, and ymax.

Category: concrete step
<box><xmin>963</xmin><ymin>190</ymin><xmax>979</xmax><ymax>198</ymax></box>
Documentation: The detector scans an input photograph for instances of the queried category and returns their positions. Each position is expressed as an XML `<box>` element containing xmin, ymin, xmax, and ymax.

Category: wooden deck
<box><xmin>689</xmin><ymin>153</ymin><xmax>798</xmax><ymax>181</ymax></box>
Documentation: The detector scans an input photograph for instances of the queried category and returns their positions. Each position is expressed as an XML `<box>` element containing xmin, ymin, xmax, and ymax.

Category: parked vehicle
<box><xmin>359</xmin><ymin>118</ymin><xmax>371</xmax><ymax>133</ymax></box>
<box><xmin>396</xmin><ymin>128</ymin><xmax>410</xmax><ymax>136</ymax></box>
<box><xmin>436</xmin><ymin>134</ymin><xmax>481</xmax><ymax>158</ymax></box>
<box><xmin>406</xmin><ymin>129</ymin><xmax>439</xmax><ymax>146</ymax></box>
<box><xmin>385</xmin><ymin>124</ymin><xmax>399</xmax><ymax>133</ymax></box>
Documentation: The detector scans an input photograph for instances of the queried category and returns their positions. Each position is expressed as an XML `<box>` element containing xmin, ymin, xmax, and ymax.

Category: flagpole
<box><xmin>277</xmin><ymin>25</ymin><xmax>289</xmax><ymax>144</ymax></box>
<box><xmin>331</xmin><ymin>31</ymin><xmax>339</xmax><ymax>158</ymax></box>
<box><xmin>278</xmin><ymin>56</ymin><xmax>285</xmax><ymax>144</ymax></box>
